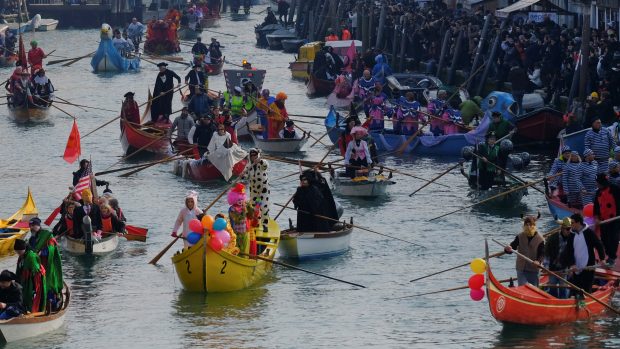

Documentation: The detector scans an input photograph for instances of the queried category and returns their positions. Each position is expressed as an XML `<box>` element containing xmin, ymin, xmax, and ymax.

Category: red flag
<box><xmin>344</xmin><ymin>41</ymin><xmax>356</xmax><ymax>72</ymax></box>
<box><xmin>18</xmin><ymin>35</ymin><xmax>27</xmax><ymax>70</ymax></box>
<box><xmin>63</xmin><ymin>119</ymin><xmax>81</xmax><ymax>164</ymax></box>
<box><xmin>44</xmin><ymin>206</ymin><xmax>62</xmax><ymax>226</ymax></box>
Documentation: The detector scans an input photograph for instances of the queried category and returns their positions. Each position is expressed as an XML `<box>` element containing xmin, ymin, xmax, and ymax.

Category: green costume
<box><xmin>16</xmin><ymin>250</ymin><xmax>47</xmax><ymax>313</ymax></box>
<box><xmin>487</xmin><ymin>118</ymin><xmax>513</xmax><ymax>139</ymax></box>
<box><xmin>459</xmin><ymin>100</ymin><xmax>482</xmax><ymax>125</ymax></box>
<box><xmin>31</xmin><ymin>230</ymin><xmax>63</xmax><ymax>295</ymax></box>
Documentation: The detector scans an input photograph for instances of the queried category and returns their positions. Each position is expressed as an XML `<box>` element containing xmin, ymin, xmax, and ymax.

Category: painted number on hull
<box><xmin>186</xmin><ymin>260</ymin><xmax>191</xmax><ymax>274</ymax></box>
<box><xmin>220</xmin><ymin>260</ymin><xmax>227</xmax><ymax>274</ymax></box>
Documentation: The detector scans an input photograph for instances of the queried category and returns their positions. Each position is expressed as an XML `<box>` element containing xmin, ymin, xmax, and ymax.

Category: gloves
<box><xmin>171</xmin><ymin>231</ymin><xmax>178</xmax><ymax>238</ymax></box>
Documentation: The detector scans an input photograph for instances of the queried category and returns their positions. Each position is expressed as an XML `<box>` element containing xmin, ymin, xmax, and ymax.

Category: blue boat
<box><xmin>546</xmin><ymin>196</ymin><xmax>578</xmax><ymax>220</ymax></box>
<box><xmin>324</xmin><ymin>107</ymin><xmax>490</xmax><ymax>157</ymax></box>
<box><xmin>559</xmin><ymin>122</ymin><xmax>620</xmax><ymax>156</ymax></box>
<box><xmin>90</xmin><ymin>24</ymin><xmax>140</xmax><ymax>73</ymax></box>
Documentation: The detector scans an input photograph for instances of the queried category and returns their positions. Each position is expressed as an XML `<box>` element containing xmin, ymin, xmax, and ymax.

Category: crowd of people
<box><xmin>4</xmin><ymin>40</ymin><xmax>54</xmax><ymax>108</ymax></box>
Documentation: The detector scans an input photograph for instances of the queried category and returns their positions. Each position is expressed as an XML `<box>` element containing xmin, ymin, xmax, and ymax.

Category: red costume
<box><xmin>121</xmin><ymin>100</ymin><xmax>141</xmax><ymax>125</ymax></box>
<box><xmin>27</xmin><ymin>47</ymin><xmax>45</xmax><ymax>70</ymax></box>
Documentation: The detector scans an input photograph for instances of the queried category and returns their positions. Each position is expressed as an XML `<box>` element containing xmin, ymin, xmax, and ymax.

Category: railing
<box><xmin>28</xmin><ymin>0</ymin><xmax>113</xmax><ymax>5</ymax></box>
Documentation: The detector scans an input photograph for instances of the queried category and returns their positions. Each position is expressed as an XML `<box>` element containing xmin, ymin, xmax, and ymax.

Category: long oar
<box><xmin>275</xmin><ymin>203</ymin><xmax>425</xmax><ymax>248</ymax></box>
<box><xmin>55</xmin><ymin>96</ymin><xmax>87</xmax><ymax>112</ymax></box>
<box><xmin>428</xmin><ymin>174</ymin><xmax>559</xmax><ymax>222</ymax></box>
<box><xmin>243</xmin><ymin>253</ymin><xmax>366</xmax><ymax>288</ymax></box>
<box><xmin>287</xmin><ymin>113</ymin><xmax>325</xmax><ymax>119</ymax></box>
<box><xmin>409</xmin><ymin>163</ymin><xmax>461</xmax><ymax>197</ymax></box>
<box><xmin>48</xmin><ymin>51</ymin><xmax>95</xmax><ymax>65</ymax></box>
<box><xmin>396</xmin><ymin>120</ymin><xmax>430</xmax><ymax>154</ymax></box>
<box><xmin>390</xmin><ymin>278</ymin><xmax>513</xmax><ymax>300</ymax></box>
<box><xmin>202</xmin><ymin>28</ymin><xmax>237</xmax><ymax>37</ymax></box>
<box><xmin>119</xmin><ymin>148</ymin><xmax>193</xmax><ymax>177</ymax></box>
<box><xmin>51</xmin><ymin>98</ymin><xmax>119</xmax><ymax>113</ymax></box>
<box><xmin>469</xmin><ymin>151</ymin><xmax>544</xmax><ymax>195</ymax></box>
<box><xmin>408</xmin><ymin>226</ymin><xmax>561</xmax><ymax>283</ymax></box>
<box><xmin>82</xmin><ymin>84</ymin><xmax>186</xmax><ymax>139</ymax></box>
<box><xmin>491</xmin><ymin>239</ymin><xmax>620</xmax><ymax>315</ymax></box>
<box><xmin>62</xmin><ymin>52</ymin><xmax>95</xmax><ymax>67</ymax></box>
<box><xmin>103</xmin><ymin>128</ymin><xmax>173</xmax><ymax>171</ymax></box>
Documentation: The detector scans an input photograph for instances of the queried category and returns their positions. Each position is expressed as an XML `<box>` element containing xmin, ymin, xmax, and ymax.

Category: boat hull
<box><xmin>278</xmin><ymin>226</ymin><xmax>353</xmax><ymax>259</ymax></box>
<box><xmin>173</xmin><ymin>158</ymin><xmax>247</xmax><ymax>183</ymax></box>
<box><xmin>7</xmin><ymin>104</ymin><xmax>51</xmax><ymax>123</ymax></box>
<box><xmin>546</xmin><ymin>196</ymin><xmax>579</xmax><ymax>220</ymax></box>
<box><xmin>470</xmin><ymin>185</ymin><xmax>527</xmax><ymax>208</ymax></box>
<box><xmin>177</xmin><ymin>27</ymin><xmax>201</xmax><ymax>41</ymax></box>
<box><xmin>172</xmin><ymin>219</ymin><xmax>280</xmax><ymax>293</ymax></box>
<box><xmin>62</xmin><ymin>234</ymin><xmax>119</xmax><ymax>255</ymax></box>
<box><xmin>249</xmin><ymin>131</ymin><xmax>308</xmax><ymax>153</ymax></box>
<box><xmin>37</xmin><ymin>19</ymin><xmax>59</xmax><ymax>31</ymax></box>
<box><xmin>204</xmin><ymin>59</ymin><xmax>224</xmax><ymax>76</ymax></box>
<box><xmin>513</xmin><ymin>107</ymin><xmax>564</xmax><ymax>144</ymax></box>
<box><xmin>289</xmin><ymin>61</ymin><xmax>311</xmax><ymax>80</ymax></box>
<box><xmin>307</xmin><ymin>74</ymin><xmax>335</xmax><ymax>97</ymax></box>
<box><xmin>120</xmin><ymin>120</ymin><xmax>173</xmax><ymax>156</ymax></box>
<box><xmin>332</xmin><ymin>176</ymin><xmax>392</xmax><ymax>197</ymax></box>
<box><xmin>91</xmin><ymin>38</ymin><xmax>140</xmax><ymax>73</ymax></box>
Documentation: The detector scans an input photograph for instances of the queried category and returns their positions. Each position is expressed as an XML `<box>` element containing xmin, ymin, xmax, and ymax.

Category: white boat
<box><xmin>235</xmin><ymin>110</ymin><xmax>258</xmax><ymax>140</ymax></box>
<box><xmin>331</xmin><ymin>171</ymin><xmax>394</xmax><ymax>197</ymax></box>
<box><xmin>248</xmin><ymin>127</ymin><xmax>309</xmax><ymax>153</ymax></box>
<box><xmin>61</xmin><ymin>234</ymin><xmax>119</xmax><ymax>255</ymax></box>
<box><xmin>278</xmin><ymin>223</ymin><xmax>353</xmax><ymax>259</ymax></box>
<box><xmin>0</xmin><ymin>282</ymin><xmax>69</xmax><ymax>343</ymax></box>
<box><xmin>37</xmin><ymin>19</ymin><xmax>59</xmax><ymax>31</ymax></box>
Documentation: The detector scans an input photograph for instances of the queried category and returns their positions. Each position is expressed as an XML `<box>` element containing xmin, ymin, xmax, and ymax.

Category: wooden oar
<box><xmin>102</xmin><ymin>231</ymin><xmax>147</xmax><ymax>242</ymax></box>
<box><xmin>202</xmin><ymin>28</ymin><xmax>238</xmax><ymax>37</ymax></box>
<box><xmin>418</xmin><ymin>110</ymin><xmax>474</xmax><ymax>131</ymax></box>
<box><xmin>287</xmin><ymin>113</ymin><xmax>325</xmax><ymax>119</ymax></box>
<box><xmin>491</xmin><ymin>238</ymin><xmax>620</xmax><ymax>315</ymax></box>
<box><xmin>143</xmin><ymin>56</ymin><xmax>190</xmax><ymax>67</ymax></box>
<box><xmin>409</xmin><ymin>163</ymin><xmax>461</xmax><ymax>197</ymax></box>
<box><xmin>395</xmin><ymin>120</ymin><xmax>430</xmax><ymax>154</ymax></box>
<box><xmin>96</xmin><ymin>156</ymin><xmax>178</xmax><ymax>176</ymax></box>
<box><xmin>468</xmin><ymin>151</ymin><xmax>544</xmax><ymax>195</ymax></box>
<box><xmin>102</xmin><ymin>131</ymin><xmax>173</xmax><ymax>172</ymax></box>
<box><xmin>119</xmin><ymin>148</ymin><xmax>193</xmax><ymax>177</ymax></box>
<box><xmin>55</xmin><ymin>96</ymin><xmax>86</xmax><ymax>112</ymax></box>
<box><xmin>62</xmin><ymin>52</ymin><xmax>95</xmax><ymax>67</ymax></box>
<box><xmin>409</xmin><ymin>226</ymin><xmax>561</xmax><ymax>283</ymax></box>
<box><xmin>51</xmin><ymin>98</ymin><xmax>119</xmax><ymax>113</ymax></box>
<box><xmin>274</xmin><ymin>203</ymin><xmax>425</xmax><ymax>248</ymax></box>
<box><xmin>48</xmin><ymin>51</ymin><xmax>95</xmax><ymax>65</ymax></box>
<box><xmin>390</xmin><ymin>278</ymin><xmax>513</xmax><ymax>300</ymax></box>
<box><xmin>428</xmin><ymin>173</ymin><xmax>560</xmax><ymax>222</ymax></box>
<box><xmin>243</xmin><ymin>253</ymin><xmax>366</xmax><ymax>288</ymax></box>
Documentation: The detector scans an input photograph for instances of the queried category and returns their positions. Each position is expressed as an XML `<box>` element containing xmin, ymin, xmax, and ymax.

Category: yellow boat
<box><xmin>172</xmin><ymin>218</ymin><xmax>280</xmax><ymax>293</ymax></box>
<box><xmin>289</xmin><ymin>41</ymin><xmax>322</xmax><ymax>80</ymax></box>
<box><xmin>0</xmin><ymin>188</ymin><xmax>38</xmax><ymax>256</ymax></box>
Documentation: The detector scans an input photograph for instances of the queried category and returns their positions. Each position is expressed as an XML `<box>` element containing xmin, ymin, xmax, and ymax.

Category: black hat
<box><xmin>196</xmin><ymin>37</ymin><xmax>202</xmax><ymax>41</ymax></box>
<box><xmin>486</xmin><ymin>131</ymin><xmax>497</xmax><ymax>139</ymax></box>
<box><xmin>0</xmin><ymin>270</ymin><xmax>16</xmax><ymax>282</ymax></box>
<box><xmin>13</xmin><ymin>239</ymin><xmax>27</xmax><ymax>251</ymax></box>
<box><xmin>124</xmin><ymin>92</ymin><xmax>135</xmax><ymax>98</ymax></box>
<box><xmin>157</xmin><ymin>62</ymin><xmax>168</xmax><ymax>67</ymax></box>
<box><xmin>29</xmin><ymin>217</ymin><xmax>41</xmax><ymax>226</ymax></box>
<box><xmin>285</xmin><ymin>120</ymin><xmax>294</xmax><ymax>127</ymax></box>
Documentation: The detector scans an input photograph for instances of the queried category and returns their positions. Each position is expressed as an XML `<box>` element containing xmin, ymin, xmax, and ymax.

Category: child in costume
<box><xmin>227</xmin><ymin>184</ymin><xmax>254</xmax><ymax>255</ymax></box>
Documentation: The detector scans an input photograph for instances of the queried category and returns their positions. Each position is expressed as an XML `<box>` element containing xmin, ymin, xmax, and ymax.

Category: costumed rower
<box><xmin>293</xmin><ymin>170</ymin><xmax>332</xmax><ymax>232</ymax></box>
<box><xmin>27</xmin><ymin>40</ymin><xmax>47</xmax><ymax>71</ymax></box>
<box><xmin>206</xmin><ymin>123</ymin><xmax>247</xmax><ymax>181</ymax></box>
<box><xmin>120</xmin><ymin>92</ymin><xmax>140</xmax><ymax>127</ymax></box>
<box><xmin>546</xmin><ymin>146</ymin><xmax>571</xmax><ymax>199</ymax></box>
<box><xmin>169</xmin><ymin>107</ymin><xmax>195</xmax><ymax>148</ymax></box>
<box><xmin>171</xmin><ymin>191</ymin><xmax>204</xmax><ymax>248</ymax></box>
<box><xmin>279</xmin><ymin>120</ymin><xmax>302</xmax><ymax>139</ymax></box>
<box><xmin>543</xmin><ymin>218</ymin><xmax>574</xmax><ymax>299</ymax></box>
<box><xmin>151</xmin><ymin>62</ymin><xmax>181</xmax><ymax>123</ymax></box>
<box><xmin>367</xmin><ymin>85</ymin><xmax>388</xmax><ymax>131</ymax></box>
<box><xmin>487</xmin><ymin>111</ymin><xmax>514</xmax><ymax>140</ymax></box>
<box><xmin>593</xmin><ymin>173</ymin><xmax>620</xmax><ymax>266</ymax></box>
<box><xmin>427</xmin><ymin>90</ymin><xmax>447</xmax><ymax>136</ymax></box>
<box><xmin>268</xmin><ymin>92</ymin><xmax>289</xmax><ymax>139</ymax></box>
<box><xmin>584</xmin><ymin>118</ymin><xmax>615</xmax><ymax>174</ymax></box>
<box><xmin>562</xmin><ymin>151</ymin><xmax>585</xmax><ymax>208</ymax></box>
<box><xmin>394</xmin><ymin>91</ymin><xmax>421</xmax><ymax>136</ymax></box>
<box><xmin>243</xmin><ymin>149</ymin><xmax>270</xmax><ymax>232</ymax></box>
<box><xmin>581</xmin><ymin>149</ymin><xmax>598</xmax><ymax>206</ymax></box>
<box><xmin>338</xmin><ymin>114</ymin><xmax>360</xmax><ymax>156</ymax></box>
<box><xmin>256</xmin><ymin>89</ymin><xmax>274</xmax><ymax>139</ymax></box>
<box><xmin>504</xmin><ymin>214</ymin><xmax>545</xmax><ymax>286</ymax></box>
<box><xmin>13</xmin><ymin>239</ymin><xmax>47</xmax><ymax>313</ymax></box>
<box><xmin>475</xmin><ymin>132</ymin><xmax>501</xmax><ymax>190</ymax></box>
<box><xmin>227</xmin><ymin>183</ymin><xmax>254</xmax><ymax>255</ymax></box>
<box><xmin>344</xmin><ymin>126</ymin><xmax>373</xmax><ymax>178</ymax></box>
<box><xmin>188</xmin><ymin>114</ymin><xmax>216</xmax><ymax>158</ymax></box>
<box><xmin>72</xmin><ymin>189</ymin><xmax>104</xmax><ymax>239</ymax></box>
<box><xmin>27</xmin><ymin>217</ymin><xmax>63</xmax><ymax>310</ymax></box>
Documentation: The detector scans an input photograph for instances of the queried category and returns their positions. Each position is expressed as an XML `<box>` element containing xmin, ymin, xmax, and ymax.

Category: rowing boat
<box><xmin>6</xmin><ymin>97</ymin><xmax>53</xmax><ymax>123</ymax></box>
<box><xmin>468</xmin><ymin>179</ymin><xmax>528</xmax><ymax>209</ymax></box>
<box><xmin>120</xmin><ymin>119</ymin><xmax>173</xmax><ymax>156</ymax></box>
<box><xmin>330</xmin><ymin>171</ymin><xmax>394</xmax><ymax>197</ymax></box>
<box><xmin>0</xmin><ymin>282</ymin><xmax>70</xmax><ymax>343</ymax></box>
<box><xmin>546</xmin><ymin>195</ymin><xmax>579</xmax><ymax>220</ymax></box>
<box><xmin>278</xmin><ymin>222</ymin><xmax>353</xmax><ymax>260</ymax></box>
<box><xmin>485</xmin><ymin>244</ymin><xmax>619</xmax><ymax>325</ymax></box>
<box><xmin>248</xmin><ymin>128</ymin><xmax>309</xmax><ymax>153</ymax></box>
<box><xmin>172</xmin><ymin>158</ymin><xmax>247</xmax><ymax>183</ymax></box>
<box><xmin>172</xmin><ymin>218</ymin><xmax>280</xmax><ymax>292</ymax></box>
<box><xmin>203</xmin><ymin>57</ymin><xmax>224</xmax><ymax>76</ymax></box>
<box><xmin>0</xmin><ymin>188</ymin><xmax>38</xmax><ymax>256</ymax></box>
<box><xmin>307</xmin><ymin>72</ymin><xmax>335</xmax><ymax>97</ymax></box>
<box><xmin>91</xmin><ymin>24</ymin><xmax>140</xmax><ymax>73</ymax></box>
<box><xmin>61</xmin><ymin>233</ymin><xmax>119</xmax><ymax>255</ymax></box>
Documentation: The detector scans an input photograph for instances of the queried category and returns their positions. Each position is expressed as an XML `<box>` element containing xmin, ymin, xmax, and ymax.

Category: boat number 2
<box><xmin>186</xmin><ymin>260</ymin><xmax>191</xmax><ymax>274</ymax></box>
<box><xmin>220</xmin><ymin>261</ymin><xmax>227</xmax><ymax>274</ymax></box>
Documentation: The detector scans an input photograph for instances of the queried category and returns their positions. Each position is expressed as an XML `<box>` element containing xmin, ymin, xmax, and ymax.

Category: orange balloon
<box><xmin>201</xmin><ymin>215</ymin><xmax>215</xmax><ymax>230</ymax></box>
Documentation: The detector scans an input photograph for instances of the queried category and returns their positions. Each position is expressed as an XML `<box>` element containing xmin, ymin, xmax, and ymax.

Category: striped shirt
<box><xmin>547</xmin><ymin>158</ymin><xmax>565</xmax><ymax>187</ymax></box>
<box><xmin>562</xmin><ymin>162</ymin><xmax>584</xmax><ymax>194</ymax></box>
<box><xmin>581</xmin><ymin>160</ymin><xmax>598</xmax><ymax>205</ymax></box>
<box><xmin>584</xmin><ymin>128</ymin><xmax>614</xmax><ymax>173</ymax></box>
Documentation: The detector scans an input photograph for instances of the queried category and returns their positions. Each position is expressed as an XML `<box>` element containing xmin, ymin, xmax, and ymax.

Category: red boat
<box><xmin>120</xmin><ymin>119</ymin><xmax>173</xmax><ymax>156</ymax></box>
<box><xmin>485</xmin><ymin>244</ymin><xmax>619</xmax><ymax>326</ymax></box>
<box><xmin>173</xmin><ymin>158</ymin><xmax>247</xmax><ymax>183</ymax></box>
<box><xmin>513</xmin><ymin>107</ymin><xmax>565</xmax><ymax>144</ymax></box>
<box><xmin>204</xmin><ymin>57</ymin><xmax>224</xmax><ymax>76</ymax></box>
<box><xmin>306</xmin><ymin>73</ymin><xmax>335</xmax><ymax>97</ymax></box>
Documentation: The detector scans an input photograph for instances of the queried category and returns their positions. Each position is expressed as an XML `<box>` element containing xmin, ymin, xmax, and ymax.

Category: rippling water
<box><xmin>1</xmin><ymin>5</ymin><xmax>619</xmax><ymax>348</ymax></box>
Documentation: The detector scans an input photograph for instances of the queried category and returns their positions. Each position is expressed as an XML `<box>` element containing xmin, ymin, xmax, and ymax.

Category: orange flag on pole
<box><xmin>18</xmin><ymin>34</ymin><xmax>27</xmax><ymax>70</ymax></box>
<box><xmin>63</xmin><ymin>119</ymin><xmax>81</xmax><ymax>164</ymax></box>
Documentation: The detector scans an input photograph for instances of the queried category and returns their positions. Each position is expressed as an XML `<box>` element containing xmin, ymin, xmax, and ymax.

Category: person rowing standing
<box><xmin>151</xmin><ymin>62</ymin><xmax>181</xmax><ymax>123</ymax></box>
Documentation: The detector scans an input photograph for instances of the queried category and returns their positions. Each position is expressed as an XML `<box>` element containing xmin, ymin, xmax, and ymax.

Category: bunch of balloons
<box><xmin>468</xmin><ymin>258</ymin><xmax>486</xmax><ymax>301</ymax></box>
<box><xmin>183</xmin><ymin>215</ymin><xmax>233</xmax><ymax>252</ymax></box>
<box><xmin>583</xmin><ymin>203</ymin><xmax>595</xmax><ymax>226</ymax></box>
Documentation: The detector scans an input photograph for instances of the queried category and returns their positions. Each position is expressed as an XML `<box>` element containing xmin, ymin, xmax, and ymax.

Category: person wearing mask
<box><xmin>504</xmin><ymin>215</ymin><xmax>545</xmax><ymax>286</ymax></box>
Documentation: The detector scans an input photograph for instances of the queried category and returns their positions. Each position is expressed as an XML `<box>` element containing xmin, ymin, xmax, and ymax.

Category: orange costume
<box><xmin>267</xmin><ymin>92</ymin><xmax>288</xmax><ymax>139</ymax></box>
<box><xmin>341</xmin><ymin>29</ymin><xmax>351</xmax><ymax>40</ymax></box>
<box><xmin>325</xmin><ymin>34</ymin><xmax>339</xmax><ymax>42</ymax></box>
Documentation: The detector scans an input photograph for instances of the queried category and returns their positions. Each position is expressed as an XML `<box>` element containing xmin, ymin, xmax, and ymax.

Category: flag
<box><xmin>63</xmin><ymin>119</ymin><xmax>81</xmax><ymax>164</ymax></box>
<box><xmin>344</xmin><ymin>40</ymin><xmax>356</xmax><ymax>72</ymax></box>
<box><xmin>74</xmin><ymin>163</ymin><xmax>92</xmax><ymax>195</ymax></box>
<box><xmin>18</xmin><ymin>34</ymin><xmax>27</xmax><ymax>70</ymax></box>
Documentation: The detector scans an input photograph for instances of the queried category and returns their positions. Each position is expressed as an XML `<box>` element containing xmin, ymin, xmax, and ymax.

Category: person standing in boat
<box><xmin>561</xmin><ymin>213</ymin><xmax>606</xmax><ymax>296</ymax></box>
<box><xmin>293</xmin><ymin>170</ymin><xmax>332</xmax><ymax>233</ymax></box>
<box><xmin>544</xmin><ymin>218</ymin><xmax>574</xmax><ymax>298</ymax></box>
<box><xmin>338</xmin><ymin>115</ymin><xmax>360</xmax><ymax>156</ymax></box>
<box><xmin>120</xmin><ymin>92</ymin><xmax>141</xmax><ymax>127</ymax></box>
<box><xmin>279</xmin><ymin>120</ymin><xmax>302</xmax><ymax>139</ymax></box>
<box><xmin>100</xmin><ymin>204</ymin><xmax>126</xmax><ymax>236</ymax></box>
<box><xmin>26</xmin><ymin>217</ymin><xmax>63</xmax><ymax>311</ymax></box>
<box><xmin>584</xmin><ymin>118</ymin><xmax>615</xmax><ymax>174</ymax></box>
<box><xmin>344</xmin><ymin>126</ymin><xmax>373</xmax><ymax>178</ymax></box>
<box><xmin>304</xmin><ymin>168</ymin><xmax>339</xmax><ymax>223</ymax></box>
<box><xmin>257</xmin><ymin>89</ymin><xmax>274</xmax><ymax>139</ymax></box>
<box><xmin>169</xmin><ymin>107</ymin><xmax>195</xmax><ymax>148</ymax></box>
<box><xmin>394</xmin><ymin>92</ymin><xmax>421</xmax><ymax>136</ymax></box>
<box><xmin>52</xmin><ymin>199</ymin><xmax>78</xmax><ymax>237</ymax></box>
<box><xmin>486</xmin><ymin>111</ymin><xmax>514</xmax><ymax>140</ymax></box>
<box><xmin>227</xmin><ymin>183</ymin><xmax>253</xmax><ymax>255</ymax></box>
<box><xmin>243</xmin><ymin>149</ymin><xmax>270</xmax><ymax>232</ymax></box>
<box><xmin>476</xmin><ymin>132</ymin><xmax>501</xmax><ymax>190</ymax></box>
<box><xmin>127</xmin><ymin>17</ymin><xmax>145</xmax><ymax>52</ymax></box>
<box><xmin>547</xmin><ymin>146</ymin><xmax>571</xmax><ymax>199</ymax></box>
<box><xmin>72</xmin><ymin>189</ymin><xmax>103</xmax><ymax>239</ymax></box>
<box><xmin>267</xmin><ymin>92</ymin><xmax>289</xmax><ymax>139</ymax></box>
<box><xmin>581</xmin><ymin>149</ymin><xmax>598</xmax><ymax>206</ymax></box>
<box><xmin>27</xmin><ymin>40</ymin><xmax>47</xmax><ymax>71</ymax></box>
<box><xmin>593</xmin><ymin>173</ymin><xmax>620</xmax><ymax>267</ymax></box>
<box><xmin>367</xmin><ymin>85</ymin><xmax>387</xmax><ymax>131</ymax></box>
<box><xmin>261</xmin><ymin>7</ymin><xmax>278</xmax><ymax>26</ymax></box>
<box><xmin>72</xmin><ymin>159</ymin><xmax>109</xmax><ymax>188</ymax></box>
<box><xmin>504</xmin><ymin>215</ymin><xmax>545</xmax><ymax>286</ymax></box>
<box><xmin>206</xmin><ymin>123</ymin><xmax>247</xmax><ymax>181</ymax></box>
<box><xmin>355</xmin><ymin>69</ymin><xmax>376</xmax><ymax>103</ymax></box>
<box><xmin>185</xmin><ymin>65</ymin><xmax>206</xmax><ymax>100</ymax></box>
<box><xmin>13</xmin><ymin>240</ymin><xmax>47</xmax><ymax>313</ymax></box>
<box><xmin>12</xmin><ymin>70</ymin><xmax>34</xmax><ymax>107</ymax></box>
<box><xmin>172</xmin><ymin>191</ymin><xmax>203</xmax><ymax>248</ymax></box>
<box><xmin>563</xmin><ymin>151</ymin><xmax>585</xmax><ymax>208</ymax></box>
<box><xmin>32</xmin><ymin>68</ymin><xmax>54</xmax><ymax>103</ymax></box>
<box><xmin>208</xmin><ymin>37</ymin><xmax>223</xmax><ymax>64</ymax></box>
<box><xmin>427</xmin><ymin>90</ymin><xmax>448</xmax><ymax>135</ymax></box>
<box><xmin>0</xmin><ymin>270</ymin><xmax>25</xmax><ymax>320</ymax></box>
<box><xmin>188</xmin><ymin>114</ymin><xmax>216</xmax><ymax>158</ymax></box>
<box><xmin>440</xmin><ymin>99</ymin><xmax>464</xmax><ymax>135</ymax></box>
<box><xmin>151</xmin><ymin>62</ymin><xmax>181</xmax><ymax>123</ymax></box>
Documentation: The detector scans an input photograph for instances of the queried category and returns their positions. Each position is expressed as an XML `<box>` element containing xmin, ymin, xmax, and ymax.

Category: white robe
<box><xmin>207</xmin><ymin>131</ymin><xmax>248</xmax><ymax>181</ymax></box>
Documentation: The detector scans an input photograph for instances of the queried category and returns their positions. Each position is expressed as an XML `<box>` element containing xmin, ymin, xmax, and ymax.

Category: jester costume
<box><xmin>16</xmin><ymin>249</ymin><xmax>47</xmax><ymax>313</ymax></box>
<box><xmin>427</xmin><ymin>98</ymin><xmax>447</xmax><ymax>136</ymax></box>
<box><xmin>395</xmin><ymin>97</ymin><xmax>421</xmax><ymax>136</ymax></box>
<box><xmin>368</xmin><ymin>92</ymin><xmax>387</xmax><ymax>131</ymax></box>
<box><xmin>29</xmin><ymin>229</ymin><xmax>63</xmax><ymax>306</ymax></box>
<box><xmin>441</xmin><ymin>108</ymin><xmax>462</xmax><ymax>135</ymax></box>
<box><xmin>227</xmin><ymin>183</ymin><xmax>254</xmax><ymax>255</ymax></box>
<box><xmin>356</xmin><ymin>76</ymin><xmax>376</xmax><ymax>100</ymax></box>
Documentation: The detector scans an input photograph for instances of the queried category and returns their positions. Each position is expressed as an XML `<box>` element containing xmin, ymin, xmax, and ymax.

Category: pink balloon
<box><xmin>215</xmin><ymin>230</ymin><xmax>231</xmax><ymax>247</ymax></box>
<box><xmin>468</xmin><ymin>274</ymin><xmax>485</xmax><ymax>290</ymax></box>
<box><xmin>209</xmin><ymin>237</ymin><xmax>223</xmax><ymax>252</ymax></box>
<box><xmin>470</xmin><ymin>288</ymin><xmax>485</xmax><ymax>301</ymax></box>
<box><xmin>189</xmin><ymin>219</ymin><xmax>203</xmax><ymax>234</ymax></box>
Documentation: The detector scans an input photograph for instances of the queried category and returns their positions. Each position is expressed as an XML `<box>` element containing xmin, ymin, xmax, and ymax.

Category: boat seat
<box><xmin>524</xmin><ymin>284</ymin><xmax>556</xmax><ymax>299</ymax></box>
<box><xmin>256</xmin><ymin>241</ymin><xmax>277</xmax><ymax>248</ymax></box>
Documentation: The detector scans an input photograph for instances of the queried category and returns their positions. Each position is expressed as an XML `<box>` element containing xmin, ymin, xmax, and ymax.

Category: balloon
<box><xmin>209</xmin><ymin>236</ymin><xmax>223</xmax><ymax>252</ymax></box>
<box><xmin>186</xmin><ymin>232</ymin><xmax>202</xmax><ymax>245</ymax></box>
<box><xmin>584</xmin><ymin>216</ymin><xmax>595</xmax><ymax>226</ymax></box>
<box><xmin>201</xmin><ymin>215</ymin><xmax>215</xmax><ymax>230</ymax></box>
<box><xmin>213</xmin><ymin>217</ymin><xmax>227</xmax><ymax>231</ymax></box>
<box><xmin>468</xmin><ymin>274</ymin><xmax>485</xmax><ymax>290</ymax></box>
<box><xmin>470</xmin><ymin>288</ymin><xmax>485</xmax><ymax>301</ymax></box>
<box><xmin>583</xmin><ymin>203</ymin><xmax>594</xmax><ymax>218</ymax></box>
<box><xmin>470</xmin><ymin>258</ymin><xmax>487</xmax><ymax>274</ymax></box>
<box><xmin>215</xmin><ymin>229</ymin><xmax>231</xmax><ymax>247</ymax></box>
<box><xmin>189</xmin><ymin>219</ymin><xmax>203</xmax><ymax>233</ymax></box>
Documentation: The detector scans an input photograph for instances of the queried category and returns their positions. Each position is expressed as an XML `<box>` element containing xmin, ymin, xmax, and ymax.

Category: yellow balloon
<box><xmin>470</xmin><ymin>258</ymin><xmax>487</xmax><ymax>274</ymax></box>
